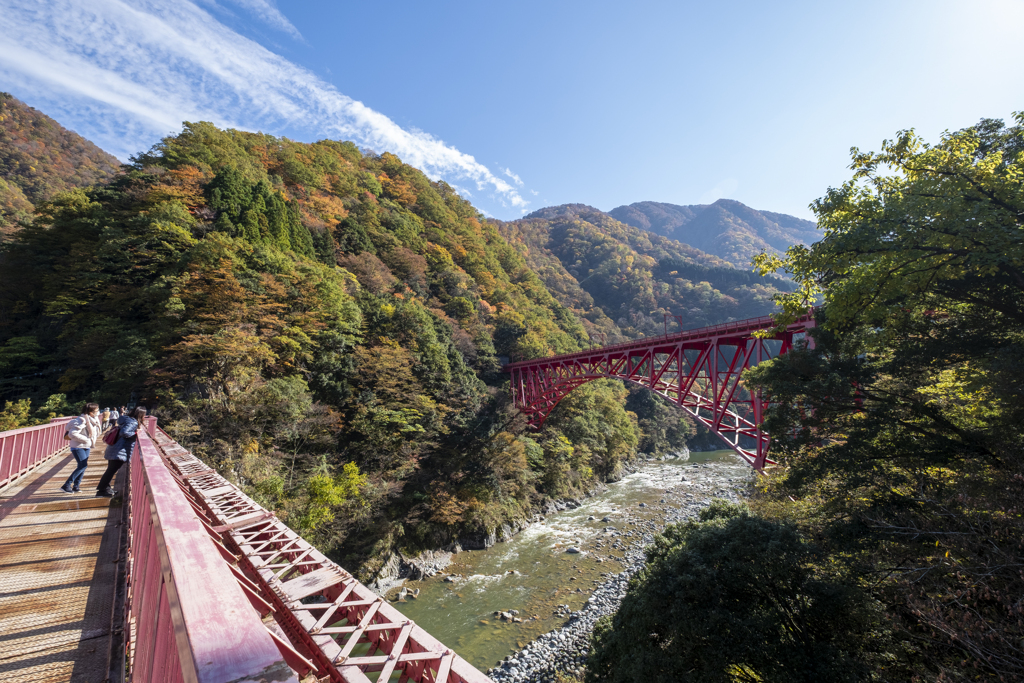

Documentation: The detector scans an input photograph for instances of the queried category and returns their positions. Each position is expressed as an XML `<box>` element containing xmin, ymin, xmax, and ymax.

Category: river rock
<box><xmin>368</xmin><ymin>552</ymin><xmax>403</xmax><ymax>595</ymax></box>
<box><xmin>459</xmin><ymin>527</ymin><xmax>498</xmax><ymax>550</ymax></box>
<box><xmin>403</xmin><ymin>549</ymin><xmax>453</xmax><ymax>580</ymax></box>
<box><xmin>460</xmin><ymin>518</ymin><xmax>531</xmax><ymax>550</ymax></box>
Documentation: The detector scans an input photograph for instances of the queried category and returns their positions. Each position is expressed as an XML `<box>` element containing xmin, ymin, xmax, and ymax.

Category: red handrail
<box><xmin>0</xmin><ymin>417</ymin><xmax>73</xmax><ymax>490</ymax></box>
<box><xmin>145</xmin><ymin>423</ymin><xmax>495</xmax><ymax>683</ymax></box>
<box><xmin>123</xmin><ymin>420</ymin><xmax>298</xmax><ymax>683</ymax></box>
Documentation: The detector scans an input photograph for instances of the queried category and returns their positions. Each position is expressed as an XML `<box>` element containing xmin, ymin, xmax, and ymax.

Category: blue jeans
<box><xmin>65</xmin><ymin>448</ymin><xmax>90</xmax><ymax>489</ymax></box>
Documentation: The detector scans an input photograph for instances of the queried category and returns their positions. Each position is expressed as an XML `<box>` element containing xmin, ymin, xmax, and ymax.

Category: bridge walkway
<box><xmin>0</xmin><ymin>450</ymin><xmax>121</xmax><ymax>683</ymax></box>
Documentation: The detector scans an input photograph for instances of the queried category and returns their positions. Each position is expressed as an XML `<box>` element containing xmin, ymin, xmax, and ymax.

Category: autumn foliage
<box><xmin>0</xmin><ymin>119</ymin><xmax>701</xmax><ymax>576</ymax></box>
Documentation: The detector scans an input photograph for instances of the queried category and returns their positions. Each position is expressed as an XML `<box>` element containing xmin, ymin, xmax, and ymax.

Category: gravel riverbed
<box><xmin>485</xmin><ymin>458</ymin><xmax>748</xmax><ymax>683</ymax></box>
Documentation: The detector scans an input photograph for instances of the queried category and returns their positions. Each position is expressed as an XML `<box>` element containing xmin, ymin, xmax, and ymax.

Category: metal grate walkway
<box><xmin>0</xmin><ymin>450</ymin><xmax>122</xmax><ymax>683</ymax></box>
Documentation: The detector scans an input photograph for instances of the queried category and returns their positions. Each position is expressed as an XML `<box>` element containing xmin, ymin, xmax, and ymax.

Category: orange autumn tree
<box><xmin>161</xmin><ymin>257</ymin><xmax>276</xmax><ymax>402</ymax></box>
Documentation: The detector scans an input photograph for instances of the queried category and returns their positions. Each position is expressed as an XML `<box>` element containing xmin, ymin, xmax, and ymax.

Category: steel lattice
<box><xmin>505</xmin><ymin>313</ymin><xmax>815</xmax><ymax>470</ymax></box>
<box><xmin>148</xmin><ymin>428</ymin><xmax>491</xmax><ymax>683</ymax></box>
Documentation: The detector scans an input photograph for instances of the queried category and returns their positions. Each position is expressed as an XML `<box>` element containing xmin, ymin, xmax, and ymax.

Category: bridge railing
<box><xmin>123</xmin><ymin>418</ymin><xmax>298</xmax><ymax>683</ymax></box>
<box><xmin>143</xmin><ymin>420</ymin><xmax>493</xmax><ymax>683</ymax></box>
<box><xmin>0</xmin><ymin>416</ymin><xmax>73</xmax><ymax>490</ymax></box>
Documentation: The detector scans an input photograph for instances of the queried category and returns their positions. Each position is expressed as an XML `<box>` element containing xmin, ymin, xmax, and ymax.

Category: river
<box><xmin>393</xmin><ymin>449</ymin><xmax>752</xmax><ymax>671</ymax></box>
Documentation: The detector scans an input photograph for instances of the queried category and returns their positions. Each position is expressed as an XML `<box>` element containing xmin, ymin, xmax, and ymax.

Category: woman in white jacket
<box><xmin>60</xmin><ymin>403</ymin><xmax>101</xmax><ymax>494</ymax></box>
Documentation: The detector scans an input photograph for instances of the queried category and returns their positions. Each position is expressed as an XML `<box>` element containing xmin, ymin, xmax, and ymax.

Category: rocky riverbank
<box><xmin>370</xmin><ymin>452</ymin><xmax>704</xmax><ymax>597</ymax></box>
<box><xmin>485</xmin><ymin>460</ymin><xmax>747</xmax><ymax>683</ymax></box>
<box><xmin>370</xmin><ymin>500</ymin><xmax>587</xmax><ymax>596</ymax></box>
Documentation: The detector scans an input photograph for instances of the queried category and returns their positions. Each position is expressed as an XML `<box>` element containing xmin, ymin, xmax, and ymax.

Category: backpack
<box><xmin>64</xmin><ymin>416</ymin><xmax>78</xmax><ymax>442</ymax></box>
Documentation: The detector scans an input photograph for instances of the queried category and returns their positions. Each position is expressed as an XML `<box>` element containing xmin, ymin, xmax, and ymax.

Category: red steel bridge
<box><xmin>504</xmin><ymin>312</ymin><xmax>816</xmax><ymax>470</ymax></box>
<box><xmin>0</xmin><ymin>418</ymin><xmax>492</xmax><ymax>683</ymax></box>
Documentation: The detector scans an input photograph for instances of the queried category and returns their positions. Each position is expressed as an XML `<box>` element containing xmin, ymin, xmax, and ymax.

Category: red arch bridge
<box><xmin>504</xmin><ymin>312</ymin><xmax>816</xmax><ymax>470</ymax></box>
<box><xmin>0</xmin><ymin>417</ymin><xmax>492</xmax><ymax>683</ymax></box>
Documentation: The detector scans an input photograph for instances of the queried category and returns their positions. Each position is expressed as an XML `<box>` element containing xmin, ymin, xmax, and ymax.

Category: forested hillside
<box><xmin>0</xmin><ymin>120</ymin><xmax>701</xmax><ymax>576</ymax></box>
<box><xmin>609</xmin><ymin>198</ymin><xmax>819</xmax><ymax>267</ymax></box>
<box><xmin>503</xmin><ymin>203</ymin><xmax>795</xmax><ymax>340</ymax></box>
<box><xmin>0</xmin><ymin>93</ymin><xmax>120</xmax><ymax>237</ymax></box>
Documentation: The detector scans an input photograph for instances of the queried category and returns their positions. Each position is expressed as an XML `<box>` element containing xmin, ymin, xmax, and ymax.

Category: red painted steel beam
<box><xmin>131</xmin><ymin>427</ymin><xmax>299</xmax><ymax>683</ymax></box>
<box><xmin>0</xmin><ymin>417</ymin><xmax>73</xmax><ymax>490</ymax></box>
<box><xmin>143</xmin><ymin>425</ymin><xmax>494</xmax><ymax>683</ymax></box>
<box><xmin>503</xmin><ymin>312</ymin><xmax>816</xmax><ymax>469</ymax></box>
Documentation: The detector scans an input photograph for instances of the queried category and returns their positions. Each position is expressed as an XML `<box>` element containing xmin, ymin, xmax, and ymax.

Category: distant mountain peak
<box><xmin>608</xmin><ymin>199</ymin><xmax>817</xmax><ymax>267</ymax></box>
<box><xmin>524</xmin><ymin>203</ymin><xmax>603</xmax><ymax>221</ymax></box>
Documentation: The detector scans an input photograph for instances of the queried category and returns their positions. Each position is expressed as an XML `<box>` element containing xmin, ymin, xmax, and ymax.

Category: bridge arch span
<box><xmin>504</xmin><ymin>313</ymin><xmax>815</xmax><ymax>470</ymax></box>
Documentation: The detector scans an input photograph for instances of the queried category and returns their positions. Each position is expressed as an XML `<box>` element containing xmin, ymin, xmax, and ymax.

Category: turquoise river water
<box><xmin>393</xmin><ymin>449</ymin><xmax>751</xmax><ymax>670</ymax></box>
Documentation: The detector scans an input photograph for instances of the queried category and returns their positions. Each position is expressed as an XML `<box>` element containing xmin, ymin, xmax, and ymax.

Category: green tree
<box><xmin>749</xmin><ymin>115</ymin><xmax>1024</xmax><ymax>475</ymax></box>
<box><xmin>587</xmin><ymin>502</ymin><xmax>886</xmax><ymax>683</ymax></box>
<box><xmin>747</xmin><ymin>115</ymin><xmax>1024</xmax><ymax>678</ymax></box>
<box><xmin>0</xmin><ymin>398</ymin><xmax>33</xmax><ymax>430</ymax></box>
<box><xmin>298</xmin><ymin>458</ymin><xmax>367</xmax><ymax>534</ymax></box>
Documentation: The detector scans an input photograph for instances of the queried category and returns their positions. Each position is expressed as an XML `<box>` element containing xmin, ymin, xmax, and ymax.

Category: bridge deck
<box><xmin>0</xmin><ymin>451</ymin><xmax>121</xmax><ymax>683</ymax></box>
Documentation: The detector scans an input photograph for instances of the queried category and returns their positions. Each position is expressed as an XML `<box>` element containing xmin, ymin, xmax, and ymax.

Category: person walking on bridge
<box><xmin>108</xmin><ymin>406</ymin><xmax>119</xmax><ymax>429</ymax></box>
<box><xmin>96</xmin><ymin>407</ymin><xmax>146</xmax><ymax>497</ymax></box>
<box><xmin>60</xmin><ymin>403</ymin><xmax>101</xmax><ymax>493</ymax></box>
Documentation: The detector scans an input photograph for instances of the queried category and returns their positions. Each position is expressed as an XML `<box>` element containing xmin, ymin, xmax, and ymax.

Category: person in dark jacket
<box><xmin>96</xmin><ymin>406</ymin><xmax>146</xmax><ymax>497</ymax></box>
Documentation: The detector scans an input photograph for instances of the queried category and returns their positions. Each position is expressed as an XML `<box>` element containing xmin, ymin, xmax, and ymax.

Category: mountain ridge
<box><xmin>503</xmin><ymin>203</ymin><xmax>795</xmax><ymax>342</ymax></box>
<box><xmin>0</xmin><ymin>104</ymin><xmax>793</xmax><ymax>575</ymax></box>
<box><xmin>0</xmin><ymin>92</ymin><xmax>121</xmax><ymax>236</ymax></box>
<box><xmin>608</xmin><ymin>198</ymin><xmax>818</xmax><ymax>267</ymax></box>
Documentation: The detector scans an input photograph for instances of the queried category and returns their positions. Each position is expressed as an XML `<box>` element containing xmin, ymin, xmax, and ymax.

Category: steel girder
<box><xmin>505</xmin><ymin>313</ymin><xmax>815</xmax><ymax>470</ymax></box>
<box><xmin>146</xmin><ymin>426</ymin><xmax>493</xmax><ymax>683</ymax></box>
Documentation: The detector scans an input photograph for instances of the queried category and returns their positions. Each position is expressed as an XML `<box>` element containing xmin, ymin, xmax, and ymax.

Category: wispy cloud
<box><xmin>0</xmin><ymin>0</ymin><xmax>528</xmax><ymax>213</ymax></box>
<box><xmin>220</xmin><ymin>0</ymin><xmax>301</xmax><ymax>39</ymax></box>
<box><xmin>503</xmin><ymin>167</ymin><xmax>524</xmax><ymax>186</ymax></box>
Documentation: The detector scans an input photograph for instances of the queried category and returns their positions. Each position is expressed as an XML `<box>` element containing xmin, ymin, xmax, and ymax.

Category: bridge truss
<box><xmin>505</xmin><ymin>313</ymin><xmax>815</xmax><ymax>470</ymax></box>
<box><xmin>127</xmin><ymin>421</ymin><xmax>492</xmax><ymax>683</ymax></box>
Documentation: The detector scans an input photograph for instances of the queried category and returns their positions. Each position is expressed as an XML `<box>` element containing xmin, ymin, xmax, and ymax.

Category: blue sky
<box><xmin>1</xmin><ymin>0</ymin><xmax>1022</xmax><ymax>220</ymax></box>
